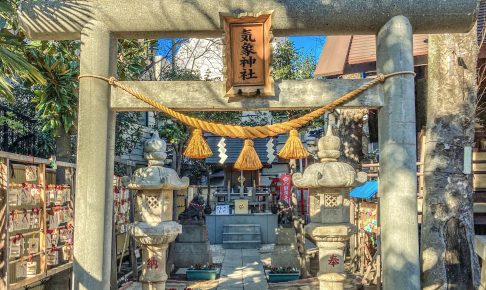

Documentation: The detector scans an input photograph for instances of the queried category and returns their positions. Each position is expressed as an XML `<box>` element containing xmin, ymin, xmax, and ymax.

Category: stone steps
<box><xmin>223</xmin><ymin>224</ymin><xmax>261</xmax><ymax>233</ymax></box>
<box><xmin>222</xmin><ymin>224</ymin><xmax>261</xmax><ymax>249</ymax></box>
<box><xmin>223</xmin><ymin>232</ymin><xmax>261</xmax><ymax>241</ymax></box>
<box><xmin>222</xmin><ymin>240</ymin><xmax>261</xmax><ymax>249</ymax></box>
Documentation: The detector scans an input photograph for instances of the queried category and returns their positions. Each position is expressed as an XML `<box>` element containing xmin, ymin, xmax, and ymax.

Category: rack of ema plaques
<box><xmin>0</xmin><ymin>152</ymin><xmax>76</xmax><ymax>289</ymax></box>
<box><xmin>113</xmin><ymin>175</ymin><xmax>133</xmax><ymax>260</ymax></box>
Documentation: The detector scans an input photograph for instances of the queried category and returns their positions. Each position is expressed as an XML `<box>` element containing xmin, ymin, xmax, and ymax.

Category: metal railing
<box><xmin>0</xmin><ymin>105</ymin><xmax>54</xmax><ymax>158</ymax></box>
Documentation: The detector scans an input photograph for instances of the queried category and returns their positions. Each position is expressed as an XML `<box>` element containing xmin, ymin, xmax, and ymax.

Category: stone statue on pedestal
<box><xmin>126</xmin><ymin>132</ymin><xmax>189</xmax><ymax>290</ymax></box>
<box><xmin>276</xmin><ymin>200</ymin><xmax>293</xmax><ymax>226</ymax></box>
<box><xmin>178</xmin><ymin>195</ymin><xmax>206</xmax><ymax>223</ymax></box>
<box><xmin>168</xmin><ymin>194</ymin><xmax>213</xmax><ymax>268</ymax></box>
<box><xmin>293</xmin><ymin>127</ymin><xmax>366</xmax><ymax>290</ymax></box>
<box><xmin>271</xmin><ymin>199</ymin><xmax>300</xmax><ymax>269</ymax></box>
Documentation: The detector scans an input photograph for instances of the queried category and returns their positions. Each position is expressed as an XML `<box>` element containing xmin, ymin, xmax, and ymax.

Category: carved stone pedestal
<box><xmin>305</xmin><ymin>223</ymin><xmax>355</xmax><ymax>290</ymax></box>
<box><xmin>130</xmin><ymin>222</ymin><xmax>181</xmax><ymax>290</ymax></box>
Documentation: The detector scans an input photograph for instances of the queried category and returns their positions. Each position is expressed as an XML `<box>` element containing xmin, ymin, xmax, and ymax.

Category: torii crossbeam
<box><xmin>13</xmin><ymin>1</ymin><xmax>478</xmax><ymax>290</ymax></box>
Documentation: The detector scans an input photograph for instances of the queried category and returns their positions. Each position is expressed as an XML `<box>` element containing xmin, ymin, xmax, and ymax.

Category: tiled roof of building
<box><xmin>314</xmin><ymin>34</ymin><xmax>428</xmax><ymax>77</ymax></box>
<box><xmin>315</xmin><ymin>0</ymin><xmax>486</xmax><ymax>77</ymax></box>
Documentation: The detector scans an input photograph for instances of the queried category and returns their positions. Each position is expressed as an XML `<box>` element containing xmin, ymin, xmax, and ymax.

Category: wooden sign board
<box><xmin>221</xmin><ymin>12</ymin><xmax>274</xmax><ymax>97</ymax></box>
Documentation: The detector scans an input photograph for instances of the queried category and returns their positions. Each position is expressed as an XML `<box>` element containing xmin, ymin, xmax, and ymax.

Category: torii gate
<box><xmin>17</xmin><ymin>1</ymin><xmax>478</xmax><ymax>289</ymax></box>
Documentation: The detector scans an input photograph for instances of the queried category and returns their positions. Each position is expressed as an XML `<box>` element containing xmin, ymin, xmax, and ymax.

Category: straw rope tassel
<box><xmin>183</xmin><ymin>128</ymin><xmax>213</xmax><ymax>159</ymax></box>
<box><xmin>278</xmin><ymin>129</ymin><xmax>309</xmax><ymax>160</ymax></box>
<box><xmin>234</xmin><ymin>140</ymin><xmax>263</xmax><ymax>171</ymax></box>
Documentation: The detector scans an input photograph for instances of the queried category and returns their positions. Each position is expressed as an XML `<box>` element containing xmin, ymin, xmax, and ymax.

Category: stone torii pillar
<box><xmin>376</xmin><ymin>16</ymin><xmax>421</xmax><ymax>290</ymax></box>
<box><xmin>73</xmin><ymin>21</ymin><xmax>117</xmax><ymax>290</ymax></box>
<box><xmin>16</xmin><ymin>2</ymin><xmax>478</xmax><ymax>290</ymax></box>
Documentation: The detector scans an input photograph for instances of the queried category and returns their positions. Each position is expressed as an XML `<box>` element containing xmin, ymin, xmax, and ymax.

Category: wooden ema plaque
<box><xmin>221</xmin><ymin>12</ymin><xmax>274</xmax><ymax>97</ymax></box>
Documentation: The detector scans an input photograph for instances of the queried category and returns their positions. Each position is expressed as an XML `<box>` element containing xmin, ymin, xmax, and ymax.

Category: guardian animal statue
<box><xmin>178</xmin><ymin>195</ymin><xmax>206</xmax><ymax>224</ymax></box>
<box><xmin>277</xmin><ymin>200</ymin><xmax>293</xmax><ymax>226</ymax></box>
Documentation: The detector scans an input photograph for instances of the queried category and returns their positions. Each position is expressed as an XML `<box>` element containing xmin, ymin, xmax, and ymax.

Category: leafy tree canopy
<box><xmin>0</xmin><ymin>0</ymin><xmax>157</xmax><ymax>160</ymax></box>
<box><xmin>272</xmin><ymin>39</ymin><xmax>322</xmax><ymax>130</ymax></box>
<box><xmin>0</xmin><ymin>0</ymin><xmax>45</xmax><ymax>102</ymax></box>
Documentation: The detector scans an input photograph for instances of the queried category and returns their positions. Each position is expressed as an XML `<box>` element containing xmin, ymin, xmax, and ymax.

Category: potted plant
<box><xmin>267</xmin><ymin>266</ymin><xmax>300</xmax><ymax>283</ymax></box>
<box><xmin>186</xmin><ymin>264</ymin><xmax>218</xmax><ymax>281</ymax></box>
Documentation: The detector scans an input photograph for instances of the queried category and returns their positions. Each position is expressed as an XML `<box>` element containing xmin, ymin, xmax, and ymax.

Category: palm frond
<box><xmin>0</xmin><ymin>47</ymin><xmax>46</xmax><ymax>101</ymax></box>
<box><xmin>0</xmin><ymin>1</ymin><xmax>12</xmax><ymax>16</ymax></box>
<box><xmin>0</xmin><ymin>1</ymin><xmax>15</xmax><ymax>25</ymax></box>
<box><xmin>0</xmin><ymin>75</ymin><xmax>15</xmax><ymax>102</ymax></box>
<box><xmin>0</xmin><ymin>47</ymin><xmax>46</xmax><ymax>84</ymax></box>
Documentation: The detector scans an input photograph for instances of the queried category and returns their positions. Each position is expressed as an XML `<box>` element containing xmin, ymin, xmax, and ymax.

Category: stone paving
<box><xmin>121</xmin><ymin>244</ymin><xmax>360</xmax><ymax>290</ymax></box>
<box><xmin>217</xmin><ymin>248</ymin><xmax>268</xmax><ymax>290</ymax></box>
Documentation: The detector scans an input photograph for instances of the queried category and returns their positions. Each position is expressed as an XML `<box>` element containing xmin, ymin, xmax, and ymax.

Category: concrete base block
<box><xmin>276</xmin><ymin>227</ymin><xmax>298</xmax><ymax>245</ymax></box>
<box><xmin>169</xmin><ymin>224</ymin><xmax>212</xmax><ymax>267</ymax></box>
<box><xmin>271</xmin><ymin>245</ymin><xmax>300</xmax><ymax>268</ymax></box>
<box><xmin>177</xmin><ymin>224</ymin><xmax>209</xmax><ymax>243</ymax></box>
<box><xmin>170</xmin><ymin>242</ymin><xmax>212</xmax><ymax>267</ymax></box>
<box><xmin>271</xmin><ymin>227</ymin><xmax>299</xmax><ymax>268</ymax></box>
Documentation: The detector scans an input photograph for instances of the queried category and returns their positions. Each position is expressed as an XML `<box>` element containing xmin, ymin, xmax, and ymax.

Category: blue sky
<box><xmin>288</xmin><ymin>36</ymin><xmax>327</xmax><ymax>62</ymax></box>
<box><xmin>157</xmin><ymin>36</ymin><xmax>326</xmax><ymax>63</ymax></box>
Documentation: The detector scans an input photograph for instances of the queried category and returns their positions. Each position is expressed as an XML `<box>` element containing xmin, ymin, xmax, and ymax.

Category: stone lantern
<box><xmin>293</xmin><ymin>128</ymin><xmax>366</xmax><ymax>290</ymax></box>
<box><xmin>127</xmin><ymin>132</ymin><xmax>189</xmax><ymax>290</ymax></box>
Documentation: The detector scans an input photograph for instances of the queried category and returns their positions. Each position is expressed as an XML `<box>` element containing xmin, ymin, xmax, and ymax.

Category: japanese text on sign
<box><xmin>240</xmin><ymin>28</ymin><xmax>257</xmax><ymax>80</ymax></box>
<box><xmin>231</xmin><ymin>24</ymin><xmax>264</xmax><ymax>85</ymax></box>
<box><xmin>279</xmin><ymin>174</ymin><xmax>292</xmax><ymax>205</ymax></box>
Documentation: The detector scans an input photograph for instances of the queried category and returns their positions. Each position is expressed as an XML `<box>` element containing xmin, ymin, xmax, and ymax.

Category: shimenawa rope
<box><xmin>78</xmin><ymin>71</ymin><xmax>415</xmax><ymax>140</ymax></box>
<box><xmin>78</xmin><ymin>71</ymin><xmax>414</xmax><ymax>169</ymax></box>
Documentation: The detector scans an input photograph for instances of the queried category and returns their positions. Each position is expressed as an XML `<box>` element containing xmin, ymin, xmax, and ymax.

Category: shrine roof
<box><xmin>205</xmin><ymin>134</ymin><xmax>282</xmax><ymax>165</ymax></box>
